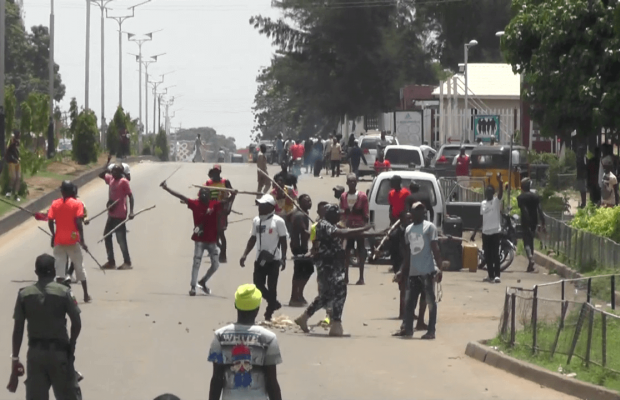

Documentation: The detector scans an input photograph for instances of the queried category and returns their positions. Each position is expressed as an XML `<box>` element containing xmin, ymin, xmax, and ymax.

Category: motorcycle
<box><xmin>478</xmin><ymin>212</ymin><xmax>519</xmax><ymax>272</ymax></box>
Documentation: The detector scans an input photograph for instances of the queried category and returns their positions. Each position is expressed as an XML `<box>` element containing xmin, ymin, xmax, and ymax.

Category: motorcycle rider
<box><xmin>471</xmin><ymin>173</ymin><xmax>503</xmax><ymax>283</ymax></box>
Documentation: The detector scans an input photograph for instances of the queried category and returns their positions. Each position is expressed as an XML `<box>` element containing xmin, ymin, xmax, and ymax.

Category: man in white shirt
<box><xmin>471</xmin><ymin>173</ymin><xmax>504</xmax><ymax>283</ymax></box>
<box><xmin>600</xmin><ymin>156</ymin><xmax>619</xmax><ymax>207</ymax></box>
<box><xmin>208</xmin><ymin>284</ymin><xmax>283</xmax><ymax>400</ymax></box>
<box><xmin>240</xmin><ymin>194</ymin><xmax>288</xmax><ymax>321</ymax></box>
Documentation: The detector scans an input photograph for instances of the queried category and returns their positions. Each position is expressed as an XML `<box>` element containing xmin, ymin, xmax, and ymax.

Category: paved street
<box><xmin>0</xmin><ymin>162</ymin><xmax>577</xmax><ymax>400</ymax></box>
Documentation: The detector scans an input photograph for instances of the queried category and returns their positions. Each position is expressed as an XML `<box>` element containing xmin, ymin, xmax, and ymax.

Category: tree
<box><xmin>4</xmin><ymin>85</ymin><xmax>17</xmax><ymax>135</ymax></box>
<box><xmin>502</xmin><ymin>0</ymin><xmax>620</xmax><ymax>137</ymax></box>
<box><xmin>19</xmin><ymin>102</ymin><xmax>31</xmax><ymax>143</ymax></box>
<box><xmin>106</xmin><ymin>106</ymin><xmax>134</xmax><ymax>157</ymax></box>
<box><xmin>154</xmin><ymin>127</ymin><xmax>169</xmax><ymax>161</ymax></box>
<box><xmin>26</xmin><ymin>93</ymin><xmax>49</xmax><ymax>149</ymax></box>
<box><xmin>72</xmin><ymin>109</ymin><xmax>99</xmax><ymax>165</ymax></box>
<box><xmin>67</xmin><ymin>98</ymin><xmax>79</xmax><ymax>139</ymax></box>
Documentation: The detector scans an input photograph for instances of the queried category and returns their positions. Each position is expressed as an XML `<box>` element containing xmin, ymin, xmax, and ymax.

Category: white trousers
<box><xmin>53</xmin><ymin>243</ymin><xmax>87</xmax><ymax>281</ymax></box>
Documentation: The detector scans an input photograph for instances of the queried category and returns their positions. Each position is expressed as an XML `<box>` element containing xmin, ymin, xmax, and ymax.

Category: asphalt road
<box><xmin>0</xmin><ymin>162</ymin><xmax>578</xmax><ymax>400</ymax></box>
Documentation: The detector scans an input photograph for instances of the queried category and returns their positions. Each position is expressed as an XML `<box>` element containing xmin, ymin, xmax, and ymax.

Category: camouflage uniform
<box><xmin>13</xmin><ymin>278</ymin><xmax>82</xmax><ymax>400</ymax></box>
<box><xmin>305</xmin><ymin>220</ymin><xmax>347</xmax><ymax>322</ymax></box>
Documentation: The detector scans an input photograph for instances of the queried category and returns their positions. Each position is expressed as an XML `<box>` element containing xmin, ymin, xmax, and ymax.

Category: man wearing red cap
<box><xmin>208</xmin><ymin>284</ymin><xmax>283</xmax><ymax>400</ymax></box>
<box><xmin>206</xmin><ymin>164</ymin><xmax>236</xmax><ymax>263</ymax></box>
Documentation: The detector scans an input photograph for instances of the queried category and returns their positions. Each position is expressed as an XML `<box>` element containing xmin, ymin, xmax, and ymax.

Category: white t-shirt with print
<box><xmin>251</xmin><ymin>214</ymin><xmax>288</xmax><ymax>261</ymax></box>
<box><xmin>346</xmin><ymin>193</ymin><xmax>358</xmax><ymax>210</ymax></box>
<box><xmin>208</xmin><ymin>323</ymin><xmax>282</xmax><ymax>400</ymax></box>
<box><xmin>480</xmin><ymin>197</ymin><xmax>502</xmax><ymax>235</ymax></box>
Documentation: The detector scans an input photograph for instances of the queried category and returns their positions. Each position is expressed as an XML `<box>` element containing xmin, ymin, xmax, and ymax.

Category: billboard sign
<box><xmin>394</xmin><ymin>111</ymin><xmax>422</xmax><ymax>146</ymax></box>
<box><xmin>474</xmin><ymin>115</ymin><xmax>500</xmax><ymax>142</ymax></box>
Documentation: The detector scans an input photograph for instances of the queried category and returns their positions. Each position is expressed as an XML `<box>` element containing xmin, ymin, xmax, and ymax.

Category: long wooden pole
<box><xmin>37</xmin><ymin>227</ymin><xmax>106</xmax><ymax>274</ymax></box>
<box><xmin>98</xmin><ymin>205</ymin><xmax>156</xmax><ymax>243</ymax></box>
<box><xmin>86</xmin><ymin>199</ymin><xmax>119</xmax><ymax>224</ymax></box>
<box><xmin>257</xmin><ymin>168</ymin><xmax>314</xmax><ymax>223</ymax></box>
<box><xmin>192</xmin><ymin>185</ymin><xmax>261</xmax><ymax>196</ymax></box>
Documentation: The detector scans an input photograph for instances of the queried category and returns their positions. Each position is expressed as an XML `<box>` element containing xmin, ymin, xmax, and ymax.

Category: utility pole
<box><xmin>128</xmin><ymin>32</ymin><xmax>161</xmax><ymax>137</ymax></box>
<box><xmin>0</xmin><ymin>0</ymin><xmax>6</xmax><ymax>159</ymax></box>
<box><xmin>85</xmin><ymin>0</ymin><xmax>90</xmax><ymax>110</ymax></box>
<box><xmin>106</xmin><ymin>1</ymin><xmax>150</xmax><ymax>108</ymax></box>
<box><xmin>90</xmin><ymin>0</ymin><xmax>113</xmax><ymax>142</ymax></box>
<box><xmin>149</xmin><ymin>78</ymin><xmax>164</xmax><ymax>134</ymax></box>
<box><xmin>157</xmin><ymin>85</ymin><xmax>175</xmax><ymax>132</ymax></box>
<box><xmin>47</xmin><ymin>0</ymin><xmax>55</xmax><ymax>158</ymax></box>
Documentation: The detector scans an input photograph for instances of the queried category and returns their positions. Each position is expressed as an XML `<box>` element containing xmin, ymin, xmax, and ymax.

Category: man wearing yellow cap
<box><xmin>208</xmin><ymin>284</ymin><xmax>283</xmax><ymax>400</ymax></box>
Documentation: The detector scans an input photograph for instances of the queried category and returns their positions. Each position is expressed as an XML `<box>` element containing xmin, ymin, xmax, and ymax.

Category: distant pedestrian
<box><xmin>304</xmin><ymin>139</ymin><xmax>313</xmax><ymax>174</ymax></box>
<box><xmin>323</xmin><ymin>136</ymin><xmax>333</xmax><ymax>176</ymax></box>
<box><xmin>161</xmin><ymin>182</ymin><xmax>236</xmax><ymax>296</ymax></box>
<box><xmin>471</xmin><ymin>173</ymin><xmax>504</xmax><ymax>283</ymax></box>
<box><xmin>271</xmin><ymin>176</ymin><xmax>298</xmax><ymax>229</ymax></box>
<box><xmin>256</xmin><ymin>144</ymin><xmax>270</xmax><ymax>195</ymax></box>
<box><xmin>193</xmin><ymin>134</ymin><xmax>203</xmax><ymax>163</ymax></box>
<box><xmin>517</xmin><ymin>178</ymin><xmax>546</xmax><ymax>272</ymax></box>
<box><xmin>295</xmin><ymin>205</ymin><xmax>371</xmax><ymax>336</ymax></box>
<box><xmin>388</xmin><ymin>175</ymin><xmax>411</xmax><ymax>225</ymax></box>
<box><xmin>393</xmin><ymin>202</ymin><xmax>444</xmax><ymax>339</ymax></box>
<box><xmin>348</xmin><ymin>140</ymin><xmax>367</xmax><ymax>178</ymax></box>
<box><xmin>289</xmin><ymin>194</ymin><xmax>313</xmax><ymax>307</ymax></box>
<box><xmin>8</xmin><ymin>254</ymin><xmax>82</xmax><ymax>398</ymax></box>
<box><xmin>330</xmin><ymin>138</ymin><xmax>342</xmax><ymax>177</ymax></box>
<box><xmin>312</xmin><ymin>139</ymin><xmax>324</xmax><ymax>177</ymax></box>
<box><xmin>453</xmin><ymin>146</ymin><xmax>470</xmax><ymax>184</ymax></box>
<box><xmin>587</xmin><ymin>147</ymin><xmax>601</xmax><ymax>204</ymax></box>
<box><xmin>99</xmin><ymin>163</ymin><xmax>134</xmax><ymax>270</ymax></box>
<box><xmin>48</xmin><ymin>180</ymin><xmax>91</xmax><ymax>303</ymax></box>
<box><xmin>4</xmin><ymin>131</ymin><xmax>22</xmax><ymax>201</ymax></box>
<box><xmin>406</xmin><ymin>181</ymin><xmax>434</xmax><ymax>222</ymax></box>
<box><xmin>374</xmin><ymin>152</ymin><xmax>391</xmax><ymax>175</ymax></box>
<box><xmin>600</xmin><ymin>156</ymin><xmax>619</xmax><ymax>207</ymax></box>
<box><xmin>240</xmin><ymin>195</ymin><xmax>288</xmax><ymax>321</ymax></box>
<box><xmin>576</xmin><ymin>145</ymin><xmax>588</xmax><ymax>208</ymax></box>
<box><xmin>275</xmin><ymin>134</ymin><xmax>284</xmax><ymax>164</ymax></box>
<box><xmin>207</xmin><ymin>284</ymin><xmax>283</xmax><ymax>400</ymax></box>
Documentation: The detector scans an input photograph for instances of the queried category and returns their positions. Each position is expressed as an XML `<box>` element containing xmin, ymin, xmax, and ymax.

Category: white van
<box><xmin>367</xmin><ymin>170</ymin><xmax>444</xmax><ymax>233</ymax></box>
<box><xmin>357</xmin><ymin>134</ymin><xmax>398</xmax><ymax>176</ymax></box>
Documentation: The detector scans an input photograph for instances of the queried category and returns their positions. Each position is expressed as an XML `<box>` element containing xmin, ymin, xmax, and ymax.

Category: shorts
<box><xmin>575</xmin><ymin>179</ymin><xmax>587</xmax><ymax>193</ymax></box>
<box><xmin>293</xmin><ymin>258</ymin><xmax>314</xmax><ymax>280</ymax></box>
<box><xmin>8</xmin><ymin>163</ymin><xmax>21</xmax><ymax>179</ymax></box>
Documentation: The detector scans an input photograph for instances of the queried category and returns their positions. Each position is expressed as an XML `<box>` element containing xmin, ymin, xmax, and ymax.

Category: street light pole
<box><xmin>107</xmin><ymin>1</ymin><xmax>150</xmax><ymax>108</ymax></box>
<box><xmin>464</xmin><ymin>39</ymin><xmax>478</xmax><ymax>142</ymax></box>
<box><xmin>128</xmin><ymin>32</ymin><xmax>161</xmax><ymax>135</ymax></box>
<box><xmin>85</xmin><ymin>0</ymin><xmax>90</xmax><ymax>110</ymax></box>
<box><xmin>49</xmin><ymin>0</ymin><xmax>55</xmax><ymax>116</ymax></box>
<box><xmin>149</xmin><ymin>78</ymin><xmax>164</xmax><ymax>134</ymax></box>
<box><xmin>90</xmin><ymin>0</ymin><xmax>113</xmax><ymax>142</ymax></box>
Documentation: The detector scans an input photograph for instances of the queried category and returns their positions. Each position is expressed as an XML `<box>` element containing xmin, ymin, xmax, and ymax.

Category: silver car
<box><xmin>357</xmin><ymin>135</ymin><xmax>398</xmax><ymax>176</ymax></box>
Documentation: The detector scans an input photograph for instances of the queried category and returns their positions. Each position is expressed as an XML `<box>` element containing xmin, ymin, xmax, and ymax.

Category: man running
<box><xmin>517</xmin><ymin>178</ymin><xmax>546</xmax><ymax>272</ymax></box>
<box><xmin>208</xmin><ymin>284</ymin><xmax>283</xmax><ymax>400</ymax></box>
<box><xmin>161</xmin><ymin>182</ymin><xmax>237</xmax><ymax>296</ymax></box>
<box><xmin>240</xmin><ymin>194</ymin><xmax>288</xmax><ymax>321</ymax></box>
<box><xmin>99</xmin><ymin>163</ymin><xmax>134</xmax><ymax>270</ymax></box>
<box><xmin>48</xmin><ymin>181</ymin><xmax>91</xmax><ymax>303</ymax></box>
<box><xmin>289</xmin><ymin>194</ymin><xmax>313</xmax><ymax>307</ymax></box>
<box><xmin>295</xmin><ymin>205</ymin><xmax>370</xmax><ymax>336</ymax></box>
<box><xmin>393</xmin><ymin>202</ymin><xmax>445</xmax><ymax>339</ymax></box>
<box><xmin>206</xmin><ymin>165</ymin><xmax>236</xmax><ymax>263</ymax></box>
<box><xmin>340</xmin><ymin>174</ymin><xmax>369</xmax><ymax>285</ymax></box>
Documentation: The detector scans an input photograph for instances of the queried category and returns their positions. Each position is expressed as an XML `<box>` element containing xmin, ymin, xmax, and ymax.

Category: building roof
<box><xmin>432</xmin><ymin>64</ymin><xmax>520</xmax><ymax>100</ymax></box>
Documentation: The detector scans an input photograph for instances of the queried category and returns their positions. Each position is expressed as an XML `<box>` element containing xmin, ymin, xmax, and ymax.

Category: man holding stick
<box><xmin>206</xmin><ymin>165</ymin><xmax>235</xmax><ymax>264</ymax></box>
<box><xmin>99</xmin><ymin>163</ymin><xmax>135</xmax><ymax>270</ymax></box>
<box><xmin>161</xmin><ymin>182</ymin><xmax>237</xmax><ymax>296</ymax></box>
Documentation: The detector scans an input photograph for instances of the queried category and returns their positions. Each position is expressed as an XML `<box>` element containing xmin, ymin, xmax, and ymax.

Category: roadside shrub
<box><xmin>570</xmin><ymin>202</ymin><xmax>620</xmax><ymax>243</ymax></box>
<box><xmin>72</xmin><ymin>110</ymin><xmax>99</xmax><ymax>165</ymax></box>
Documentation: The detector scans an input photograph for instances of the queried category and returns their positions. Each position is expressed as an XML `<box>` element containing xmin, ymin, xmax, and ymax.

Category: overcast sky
<box><xmin>23</xmin><ymin>0</ymin><xmax>279</xmax><ymax>146</ymax></box>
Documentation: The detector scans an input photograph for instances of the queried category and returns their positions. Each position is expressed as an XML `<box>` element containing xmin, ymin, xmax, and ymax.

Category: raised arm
<box><xmin>160</xmin><ymin>181</ymin><xmax>189</xmax><ymax>203</ymax></box>
<box><xmin>98</xmin><ymin>155</ymin><xmax>112</xmax><ymax>180</ymax></box>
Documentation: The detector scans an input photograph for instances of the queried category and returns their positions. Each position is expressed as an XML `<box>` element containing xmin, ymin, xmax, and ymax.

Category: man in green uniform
<box><xmin>8</xmin><ymin>254</ymin><xmax>82</xmax><ymax>399</ymax></box>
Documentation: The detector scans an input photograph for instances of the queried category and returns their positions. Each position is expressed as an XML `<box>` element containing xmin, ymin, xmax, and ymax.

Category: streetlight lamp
<box><xmin>106</xmin><ymin>0</ymin><xmax>151</xmax><ymax>107</ymax></box>
<box><xmin>128</xmin><ymin>31</ymin><xmax>162</xmax><ymax>135</ymax></box>
<box><xmin>464</xmin><ymin>39</ymin><xmax>478</xmax><ymax>141</ymax></box>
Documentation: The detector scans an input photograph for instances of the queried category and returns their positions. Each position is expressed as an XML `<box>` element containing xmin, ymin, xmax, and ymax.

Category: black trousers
<box><xmin>253</xmin><ymin>261</ymin><xmax>281</xmax><ymax>311</ymax></box>
<box><xmin>522</xmin><ymin>225</ymin><xmax>536</xmax><ymax>257</ymax></box>
<box><xmin>482</xmin><ymin>233</ymin><xmax>501</xmax><ymax>279</ymax></box>
<box><xmin>331</xmin><ymin>160</ymin><xmax>340</xmax><ymax>177</ymax></box>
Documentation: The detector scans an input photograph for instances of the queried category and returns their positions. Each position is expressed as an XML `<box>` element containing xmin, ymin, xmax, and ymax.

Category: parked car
<box><xmin>367</xmin><ymin>170</ymin><xmax>443</xmax><ymax>233</ymax></box>
<box><xmin>431</xmin><ymin>144</ymin><xmax>476</xmax><ymax>167</ymax></box>
<box><xmin>357</xmin><ymin>134</ymin><xmax>398</xmax><ymax>176</ymax></box>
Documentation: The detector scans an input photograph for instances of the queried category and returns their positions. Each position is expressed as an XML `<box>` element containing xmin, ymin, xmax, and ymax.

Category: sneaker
<box><xmin>494</xmin><ymin>277</ymin><xmax>501</xmax><ymax>283</ymax></box>
<box><xmin>62</xmin><ymin>277</ymin><xmax>71</xmax><ymax>287</ymax></box>
<box><xmin>197</xmin><ymin>281</ymin><xmax>211</xmax><ymax>295</ymax></box>
<box><xmin>483</xmin><ymin>277</ymin><xmax>492</xmax><ymax>283</ymax></box>
<box><xmin>189</xmin><ymin>287</ymin><xmax>196</xmax><ymax>296</ymax></box>
<box><xmin>102</xmin><ymin>261</ymin><xmax>116</xmax><ymax>270</ymax></box>
<box><xmin>264</xmin><ymin>308</ymin><xmax>275</xmax><ymax>321</ymax></box>
<box><xmin>421</xmin><ymin>332</ymin><xmax>436</xmax><ymax>340</ymax></box>
<box><xmin>392</xmin><ymin>329</ymin><xmax>414</xmax><ymax>338</ymax></box>
<box><xmin>117</xmin><ymin>262</ymin><xmax>133</xmax><ymax>270</ymax></box>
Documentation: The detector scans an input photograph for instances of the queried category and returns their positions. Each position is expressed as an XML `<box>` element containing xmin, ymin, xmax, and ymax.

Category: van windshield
<box><xmin>375</xmin><ymin>179</ymin><xmax>437</xmax><ymax>206</ymax></box>
<box><xmin>385</xmin><ymin>148</ymin><xmax>421</xmax><ymax>166</ymax></box>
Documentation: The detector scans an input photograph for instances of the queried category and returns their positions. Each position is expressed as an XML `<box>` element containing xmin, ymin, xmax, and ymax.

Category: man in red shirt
<box><xmin>205</xmin><ymin>165</ymin><xmax>236</xmax><ymax>263</ymax></box>
<box><xmin>48</xmin><ymin>180</ymin><xmax>91</xmax><ymax>302</ymax></box>
<box><xmin>374</xmin><ymin>153</ymin><xmax>391</xmax><ymax>175</ymax></box>
<box><xmin>340</xmin><ymin>174</ymin><xmax>370</xmax><ymax>285</ymax></box>
<box><xmin>453</xmin><ymin>146</ymin><xmax>470</xmax><ymax>184</ymax></box>
<box><xmin>388</xmin><ymin>175</ymin><xmax>410</xmax><ymax>225</ymax></box>
<box><xmin>162</xmin><ymin>182</ymin><xmax>237</xmax><ymax>296</ymax></box>
<box><xmin>99</xmin><ymin>162</ymin><xmax>135</xmax><ymax>270</ymax></box>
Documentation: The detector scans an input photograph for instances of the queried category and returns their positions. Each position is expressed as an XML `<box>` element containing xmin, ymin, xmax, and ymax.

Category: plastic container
<box><xmin>463</xmin><ymin>242</ymin><xmax>478</xmax><ymax>273</ymax></box>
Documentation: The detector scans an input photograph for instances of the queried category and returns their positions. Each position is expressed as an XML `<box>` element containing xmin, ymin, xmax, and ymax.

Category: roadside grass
<box><xmin>487</xmin><ymin>312</ymin><xmax>620</xmax><ymax>392</ymax></box>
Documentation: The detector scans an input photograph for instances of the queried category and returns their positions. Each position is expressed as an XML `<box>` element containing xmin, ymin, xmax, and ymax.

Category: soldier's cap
<box><xmin>235</xmin><ymin>284</ymin><xmax>262</xmax><ymax>311</ymax></box>
<box><xmin>35</xmin><ymin>254</ymin><xmax>56</xmax><ymax>274</ymax></box>
<box><xmin>60</xmin><ymin>180</ymin><xmax>74</xmax><ymax>193</ymax></box>
<box><xmin>410</xmin><ymin>201</ymin><xmax>425</xmax><ymax>210</ymax></box>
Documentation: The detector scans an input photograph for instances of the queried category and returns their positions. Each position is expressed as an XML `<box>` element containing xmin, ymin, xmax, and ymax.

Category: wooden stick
<box><xmin>0</xmin><ymin>196</ymin><xmax>35</xmax><ymax>215</ymax></box>
<box><xmin>370</xmin><ymin>220</ymin><xmax>401</xmax><ymax>260</ymax></box>
<box><xmin>98</xmin><ymin>205</ymin><xmax>156</xmax><ymax>243</ymax></box>
<box><xmin>228</xmin><ymin>217</ymin><xmax>253</xmax><ymax>225</ymax></box>
<box><xmin>161</xmin><ymin>165</ymin><xmax>183</xmax><ymax>185</ymax></box>
<box><xmin>87</xmin><ymin>200</ymin><xmax>119</xmax><ymax>223</ymax></box>
<box><xmin>230</xmin><ymin>210</ymin><xmax>243</xmax><ymax>216</ymax></box>
<box><xmin>257</xmin><ymin>169</ymin><xmax>315</xmax><ymax>223</ymax></box>
<box><xmin>192</xmin><ymin>185</ymin><xmax>262</xmax><ymax>196</ymax></box>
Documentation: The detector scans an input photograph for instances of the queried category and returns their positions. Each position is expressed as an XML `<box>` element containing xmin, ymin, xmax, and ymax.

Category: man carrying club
<box><xmin>206</xmin><ymin>164</ymin><xmax>236</xmax><ymax>263</ymax></box>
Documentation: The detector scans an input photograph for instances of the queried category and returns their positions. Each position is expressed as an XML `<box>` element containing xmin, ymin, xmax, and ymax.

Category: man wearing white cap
<box><xmin>240</xmin><ymin>194</ymin><xmax>288</xmax><ymax>321</ymax></box>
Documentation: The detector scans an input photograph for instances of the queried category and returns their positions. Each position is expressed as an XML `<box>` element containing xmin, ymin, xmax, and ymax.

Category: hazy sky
<box><xmin>23</xmin><ymin>0</ymin><xmax>279</xmax><ymax>146</ymax></box>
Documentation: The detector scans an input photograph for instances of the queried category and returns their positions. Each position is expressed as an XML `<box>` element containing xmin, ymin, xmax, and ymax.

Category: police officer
<box><xmin>9</xmin><ymin>254</ymin><xmax>82</xmax><ymax>399</ymax></box>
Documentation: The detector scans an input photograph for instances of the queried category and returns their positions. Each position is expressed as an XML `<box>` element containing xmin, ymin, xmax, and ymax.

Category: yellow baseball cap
<box><xmin>235</xmin><ymin>284</ymin><xmax>262</xmax><ymax>311</ymax></box>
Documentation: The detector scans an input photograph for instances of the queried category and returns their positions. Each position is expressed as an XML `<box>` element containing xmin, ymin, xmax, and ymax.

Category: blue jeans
<box><xmin>403</xmin><ymin>274</ymin><xmax>437</xmax><ymax>335</ymax></box>
<box><xmin>104</xmin><ymin>217</ymin><xmax>131</xmax><ymax>264</ymax></box>
<box><xmin>192</xmin><ymin>241</ymin><xmax>220</xmax><ymax>287</ymax></box>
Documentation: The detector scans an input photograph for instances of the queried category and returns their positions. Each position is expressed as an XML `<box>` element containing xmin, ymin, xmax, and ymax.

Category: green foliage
<box><xmin>19</xmin><ymin>101</ymin><xmax>31</xmax><ymax>145</ymax></box>
<box><xmin>571</xmin><ymin>202</ymin><xmax>620</xmax><ymax>243</ymax></box>
<box><xmin>71</xmin><ymin>109</ymin><xmax>99</xmax><ymax>165</ymax></box>
<box><xmin>106</xmin><ymin>106</ymin><xmax>135</xmax><ymax>157</ymax></box>
<box><xmin>155</xmin><ymin>128</ymin><xmax>168</xmax><ymax>161</ymax></box>
<box><xmin>4</xmin><ymin>85</ymin><xmax>17</xmax><ymax>133</ymax></box>
<box><xmin>26</xmin><ymin>93</ymin><xmax>49</xmax><ymax>149</ymax></box>
<box><xmin>503</xmin><ymin>0</ymin><xmax>620</xmax><ymax>136</ymax></box>
<box><xmin>528</xmin><ymin>149</ymin><xmax>577</xmax><ymax>190</ymax></box>
<box><xmin>67</xmin><ymin>98</ymin><xmax>79</xmax><ymax>139</ymax></box>
<box><xmin>0</xmin><ymin>164</ymin><xmax>27</xmax><ymax>197</ymax></box>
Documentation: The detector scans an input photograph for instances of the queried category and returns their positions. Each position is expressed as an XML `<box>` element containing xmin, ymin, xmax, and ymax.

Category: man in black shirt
<box><xmin>576</xmin><ymin>145</ymin><xmax>588</xmax><ymax>208</ymax></box>
<box><xmin>273</xmin><ymin>162</ymin><xmax>298</xmax><ymax>190</ymax></box>
<box><xmin>289</xmin><ymin>194</ymin><xmax>313</xmax><ymax>307</ymax></box>
<box><xmin>405</xmin><ymin>181</ymin><xmax>434</xmax><ymax>222</ymax></box>
<box><xmin>5</xmin><ymin>131</ymin><xmax>21</xmax><ymax>201</ymax></box>
<box><xmin>517</xmin><ymin>178</ymin><xmax>546</xmax><ymax>272</ymax></box>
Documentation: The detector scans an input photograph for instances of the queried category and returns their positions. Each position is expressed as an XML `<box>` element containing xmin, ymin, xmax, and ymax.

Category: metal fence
<box><xmin>539</xmin><ymin>215</ymin><xmax>620</xmax><ymax>271</ymax></box>
<box><xmin>498</xmin><ymin>286</ymin><xmax>620</xmax><ymax>374</ymax></box>
<box><xmin>438</xmin><ymin>177</ymin><xmax>486</xmax><ymax>203</ymax></box>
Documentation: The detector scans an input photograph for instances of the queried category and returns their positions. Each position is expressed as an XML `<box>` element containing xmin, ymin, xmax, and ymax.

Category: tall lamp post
<box><xmin>464</xmin><ymin>39</ymin><xmax>478</xmax><ymax>141</ymax></box>
<box><xmin>106</xmin><ymin>0</ymin><xmax>150</xmax><ymax>108</ymax></box>
<box><xmin>149</xmin><ymin>77</ymin><xmax>165</xmax><ymax>134</ymax></box>
<box><xmin>128</xmin><ymin>31</ymin><xmax>161</xmax><ymax>135</ymax></box>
